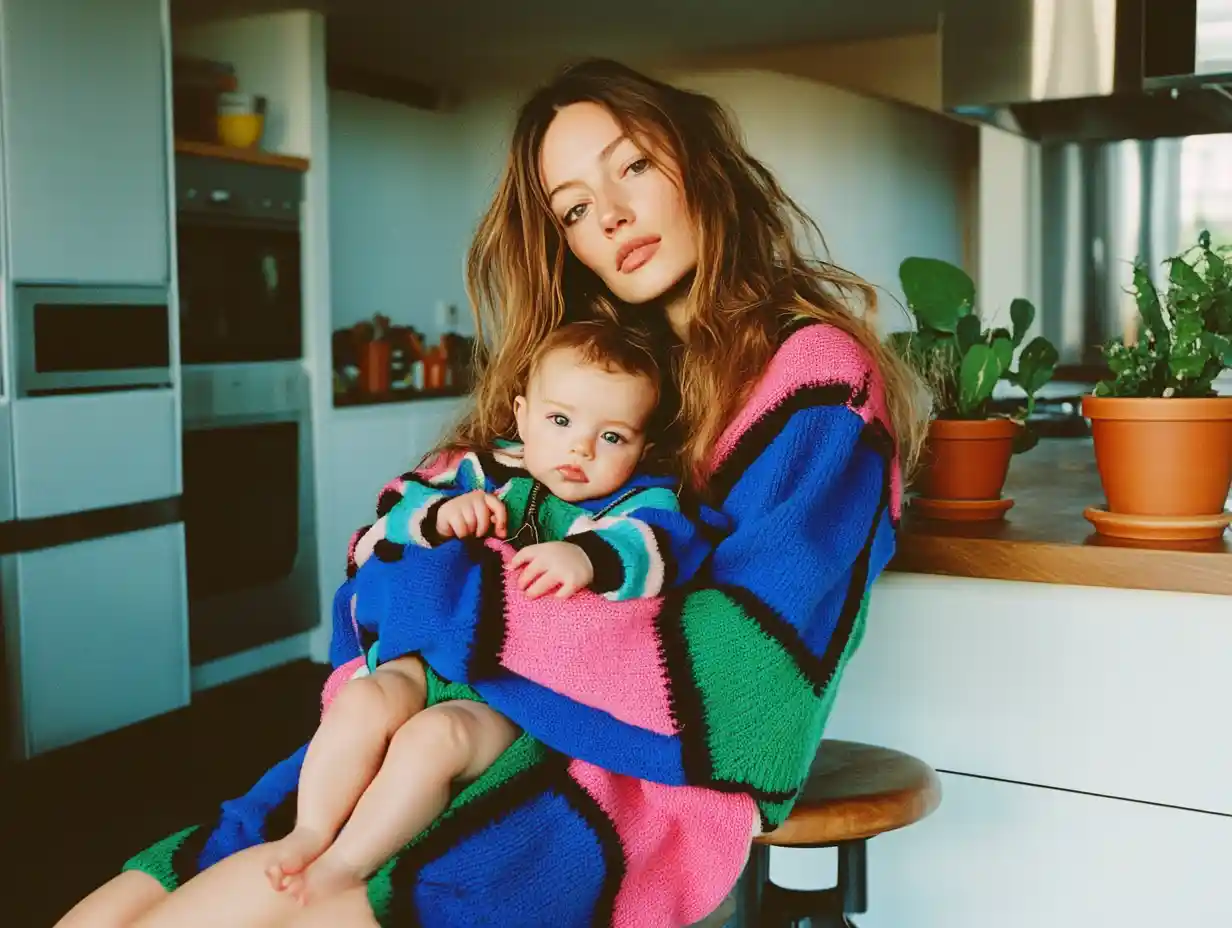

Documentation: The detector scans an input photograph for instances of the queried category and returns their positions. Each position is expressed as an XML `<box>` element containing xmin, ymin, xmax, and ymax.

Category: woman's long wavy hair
<box><xmin>447</xmin><ymin>58</ymin><xmax>928</xmax><ymax>490</ymax></box>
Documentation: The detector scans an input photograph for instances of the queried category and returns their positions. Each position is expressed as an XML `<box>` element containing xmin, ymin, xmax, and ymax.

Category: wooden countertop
<box><xmin>889</xmin><ymin>438</ymin><xmax>1232</xmax><ymax>596</ymax></box>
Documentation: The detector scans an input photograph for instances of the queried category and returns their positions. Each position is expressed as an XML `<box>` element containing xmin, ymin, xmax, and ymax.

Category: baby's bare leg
<box><xmin>293</xmin><ymin>700</ymin><xmax>519</xmax><ymax>903</ymax></box>
<box><xmin>266</xmin><ymin>656</ymin><xmax>428</xmax><ymax>891</ymax></box>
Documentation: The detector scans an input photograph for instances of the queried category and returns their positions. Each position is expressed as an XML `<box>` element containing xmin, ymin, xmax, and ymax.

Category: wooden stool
<box><xmin>734</xmin><ymin>740</ymin><xmax>941</xmax><ymax>927</ymax></box>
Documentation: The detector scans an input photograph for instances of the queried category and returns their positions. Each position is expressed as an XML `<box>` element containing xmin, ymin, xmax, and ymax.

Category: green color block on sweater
<box><xmin>754</xmin><ymin>594</ymin><xmax>872</xmax><ymax>828</ymax></box>
<box><xmin>120</xmin><ymin>825</ymin><xmax>199</xmax><ymax>892</ymax></box>
<box><xmin>680</xmin><ymin>589</ymin><xmax>825</xmax><ymax>797</ymax></box>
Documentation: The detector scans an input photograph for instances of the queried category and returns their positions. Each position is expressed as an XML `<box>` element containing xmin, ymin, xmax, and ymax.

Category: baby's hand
<box><xmin>436</xmin><ymin>490</ymin><xmax>507</xmax><ymax>540</ymax></box>
<box><xmin>510</xmin><ymin>542</ymin><xmax>594</xmax><ymax>599</ymax></box>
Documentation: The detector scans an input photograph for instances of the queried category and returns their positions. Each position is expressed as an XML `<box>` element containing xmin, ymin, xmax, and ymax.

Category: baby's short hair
<box><xmin>528</xmin><ymin>319</ymin><xmax>663</xmax><ymax>398</ymax></box>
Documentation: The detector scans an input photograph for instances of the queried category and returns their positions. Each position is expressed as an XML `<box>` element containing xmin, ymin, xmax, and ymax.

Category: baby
<box><xmin>264</xmin><ymin>320</ymin><xmax>710</xmax><ymax>903</ymax></box>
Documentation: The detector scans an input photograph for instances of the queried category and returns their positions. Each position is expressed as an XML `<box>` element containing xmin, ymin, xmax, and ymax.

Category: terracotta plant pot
<box><xmin>916</xmin><ymin>418</ymin><xmax>1020</xmax><ymax>502</ymax></box>
<box><xmin>1082</xmin><ymin>396</ymin><xmax>1232</xmax><ymax>519</ymax></box>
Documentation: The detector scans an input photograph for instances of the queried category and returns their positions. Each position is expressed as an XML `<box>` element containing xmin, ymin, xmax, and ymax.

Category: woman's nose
<box><xmin>599</xmin><ymin>194</ymin><xmax>633</xmax><ymax>235</ymax></box>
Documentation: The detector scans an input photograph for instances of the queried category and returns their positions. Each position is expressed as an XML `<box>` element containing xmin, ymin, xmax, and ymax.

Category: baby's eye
<box><xmin>551</xmin><ymin>414</ymin><xmax>570</xmax><ymax>427</ymax></box>
<box><xmin>601</xmin><ymin>432</ymin><xmax>625</xmax><ymax>445</ymax></box>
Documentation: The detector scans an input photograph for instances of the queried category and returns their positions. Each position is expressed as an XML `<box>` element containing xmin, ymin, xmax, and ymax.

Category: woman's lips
<box><xmin>616</xmin><ymin>236</ymin><xmax>661</xmax><ymax>273</ymax></box>
<box><xmin>557</xmin><ymin>465</ymin><xmax>588</xmax><ymax>483</ymax></box>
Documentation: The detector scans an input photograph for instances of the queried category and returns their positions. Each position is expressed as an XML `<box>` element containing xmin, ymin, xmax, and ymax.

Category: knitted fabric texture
<box><xmin>351</xmin><ymin>448</ymin><xmax>712</xmax><ymax>601</ymax></box>
<box><xmin>122</xmin><ymin>322</ymin><xmax>901</xmax><ymax>928</ymax></box>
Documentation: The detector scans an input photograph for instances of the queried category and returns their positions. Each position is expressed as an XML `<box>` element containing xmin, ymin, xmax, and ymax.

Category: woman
<box><xmin>56</xmin><ymin>58</ymin><xmax>925</xmax><ymax>928</ymax></box>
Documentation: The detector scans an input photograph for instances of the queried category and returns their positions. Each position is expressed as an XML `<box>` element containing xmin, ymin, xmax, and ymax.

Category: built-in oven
<box><xmin>180</xmin><ymin>361</ymin><xmax>319</xmax><ymax>666</ymax></box>
<box><xmin>175</xmin><ymin>153</ymin><xmax>302</xmax><ymax>366</ymax></box>
<box><xmin>12</xmin><ymin>284</ymin><xmax>172</xmax><ymax>397</ymax></box>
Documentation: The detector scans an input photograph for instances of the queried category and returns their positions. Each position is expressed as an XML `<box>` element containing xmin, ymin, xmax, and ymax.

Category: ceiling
<box><xmin>174</xmin><ymin>0</ymin><xmax>967</xmax><ymax>90</ymax></box>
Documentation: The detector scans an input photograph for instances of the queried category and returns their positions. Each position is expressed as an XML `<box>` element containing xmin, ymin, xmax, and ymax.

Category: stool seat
<box><xmin>758</xmin><ymin>739</ymin><xmax>942</xmax><ymax>847</ymax></box>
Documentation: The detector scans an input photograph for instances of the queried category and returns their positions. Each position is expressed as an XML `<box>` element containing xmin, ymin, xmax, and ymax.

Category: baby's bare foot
<box><xmin>264</xmin><ymin>827</ymin><xmax>332</xmax><ymax>892</ymax></box>
<box><xmin>287</xmin><ymin>851</ymin><xmax>366</xmax><ymax>906</ymax></box>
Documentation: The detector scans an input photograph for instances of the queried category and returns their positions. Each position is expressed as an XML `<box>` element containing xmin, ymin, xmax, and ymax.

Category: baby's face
<box><xmin>514</xmin><ymin>346</ymin><xmax>657</xmax><ymax>502</ymax></box>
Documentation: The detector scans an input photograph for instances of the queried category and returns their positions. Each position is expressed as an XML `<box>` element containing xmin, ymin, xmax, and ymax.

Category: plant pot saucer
<box><xmin>911</xmin><ymin>496</ymin><xmax>1014</xmax><ymax>522</ymax></box>
<box><xmin>1083</xmin><ymin>506</ymin><xmax>1232</xmax><ymax>542</ymax></box>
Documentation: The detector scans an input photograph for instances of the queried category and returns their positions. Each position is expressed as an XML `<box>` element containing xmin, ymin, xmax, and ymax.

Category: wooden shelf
<box><xmin>174</xmin><ymin>138</ymin><xmax>310</xmax><ymax>172</ymax></box>
<box><xmin>890</xmin><ymin>438</ymin><xmax>1232</xmax><ymax>597</ymax></box>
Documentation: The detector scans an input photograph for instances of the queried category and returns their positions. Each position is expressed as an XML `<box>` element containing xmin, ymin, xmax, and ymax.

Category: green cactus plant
<box><xmin>1092</xmin><ymin>230</ymin><xmax>1232</xmax><ymax>398</ymax></box>
<box><xmin>891</xmin><ymin>257</ymin><xmax>1059</xmax><ymax>452</ymax></box>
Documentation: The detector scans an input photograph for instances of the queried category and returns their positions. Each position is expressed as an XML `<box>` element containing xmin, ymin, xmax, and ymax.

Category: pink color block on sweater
<box><xmin>569</xmin><ymin>759</ymin><xmax>757</xmax><ymax>927</ymax></box>
<box><xmin>494</xmin><ymin>538</ymin><xmax>678</xmax><ymax>736</ymax></box>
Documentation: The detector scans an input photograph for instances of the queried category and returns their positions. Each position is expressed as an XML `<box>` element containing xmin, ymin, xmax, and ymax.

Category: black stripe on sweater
<box><xmin>465</xmin><ymin>539</ymin><xmax>509</xmax><ymax>681</ymax></box>
<box><xmin>386</xmin><ymin>754</ymin><xmax>564</xmax><ymax>928</ymax></box>
<box><xmin>565</xmin><ymin>530</ymin><xmax>625</xmax><ymax>594</ymax></box>
<box><xmin>708</xmin><ymin>383</ymin><xmax>858</xmax><ymax>502</ymax></box>
<box><xmin>168</xmin><ymin>822</ymin><xmax>215</xmax><ymax>886</ymax></box>
<box><xmin>653</xmin><ymin>587</ymin><xmax>714</xmax><ymax>784</ymax></box>
<box><xmin>376</xmin><ymin>485</ymin><xmax>405</xmax><ymax>519</ymax></box>
<box><xmin>386</xmin><ymin>753</ymin><xmax>624</xmax><ymax>928</ymax></box>
<box><xmin>814</xmin><ymin>461</ymin><xmax>893</xmax><ymax>699</ymax></box>
<box><xmin>714</xmin><ymin>583</ymin><xmax>832</xmax><ymax>693</ymax></box>
<box><xmin>555</xmin><ymin>763</ymin><xmax>628</xmax><ymax>927</ymax></box>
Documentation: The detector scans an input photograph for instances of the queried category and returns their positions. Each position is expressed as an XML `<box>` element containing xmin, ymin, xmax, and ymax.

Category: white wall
<box><xmin>672</xmin><ymin>68</ymin><xmax>969</xmax><ymax>335</ymax></box>
<box><xmin>328</xmin><ymin>91</ymin><xmax>482</xmax><ymax>336</ymax></box>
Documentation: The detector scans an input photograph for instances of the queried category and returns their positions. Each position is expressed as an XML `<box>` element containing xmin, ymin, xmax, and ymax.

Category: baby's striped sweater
<box><xmin>349</xmin><ymin>446</ymin><xmax>713</xmax><ymax>602</ymax></box>
<box><xmin>122</xmin><ymin>321</ymin><xmax>901</xmax><ymax>928</ymax></box>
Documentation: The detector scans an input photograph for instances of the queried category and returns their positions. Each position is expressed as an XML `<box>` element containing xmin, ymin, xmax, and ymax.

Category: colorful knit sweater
<box><xmin>348</xmin><ymin>446</ymin><xmax>714</xmax><ymax>606</ymax></box>
<box><xmin>123</xmin><ymin>322</ymin><xmax>902</xmax><ymax>928</ymax></box>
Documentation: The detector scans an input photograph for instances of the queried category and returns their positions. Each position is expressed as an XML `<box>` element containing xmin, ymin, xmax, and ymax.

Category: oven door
<box><xmin>180</xmin><ymin>364</ymin><xmax>318</xmax><ymax>665</ymax></box>
<box><xmin>176</xmin><ymin>216</ymin><xmax>302</xmax><ymax>365</ymax></box>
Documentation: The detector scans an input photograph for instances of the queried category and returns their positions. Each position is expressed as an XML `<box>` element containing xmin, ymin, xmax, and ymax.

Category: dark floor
<box><xmin>1</xmin><ymin>660</ymin><xmax>331</xmax><ymax>928</ymax></box>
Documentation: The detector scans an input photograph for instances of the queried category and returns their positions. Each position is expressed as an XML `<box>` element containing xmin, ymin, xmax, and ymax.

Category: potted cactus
<box><xmin>1083</xmin><ymin>230</ymin><xmax>1232</xmax><ymax>541</ymax></box>
<box><xmin>892</xmin><ymin>257</ymin><xmax>1059</xmax><ymax>520</ymax></box>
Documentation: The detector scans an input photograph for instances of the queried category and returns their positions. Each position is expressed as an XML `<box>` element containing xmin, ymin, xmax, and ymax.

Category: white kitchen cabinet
<box><xmin>13</xmin><ymin>522</ymin><xmax>188</xmax><ymax>757</ymax></box>
<box><xmin>0</xmin><ymin>0</ymin><xmax>170</xmax><ymax>284</ymax></box>
<box><xmin>11</xmin><ymin>390</ymin><xmax>179</xmax><ymax>519</ymax></box>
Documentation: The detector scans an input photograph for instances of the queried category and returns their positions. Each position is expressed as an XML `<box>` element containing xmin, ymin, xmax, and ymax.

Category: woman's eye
<box><xmin>627</xmin><ymin>158</ymin><xmax>650</xmax><ymax>176</ymax></box>
<box><xmin>562</xmin><ymin>204</ymin><xmax>587</xmax><ymax>226</ymax></box>
<box><xmin>551</xmin><ymin>414</ymin><xmax>570</xmax><ymax>427</ymax></box>
<box><xmin>601</xmin><ymin>432</ymin><xmax>624</xmax><ymax>445</ymax></box>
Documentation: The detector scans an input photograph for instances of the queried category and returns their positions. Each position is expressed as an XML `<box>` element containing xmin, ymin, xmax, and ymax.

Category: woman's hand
<box><xmin>510</xmin><ymin>542</ymin><xmax>594</xmax><ymax>598</ymax></box>
<box><xmin>436</xmin><ymin>490</ymin><xmax>507</xmax><ymax>540</ymax></box>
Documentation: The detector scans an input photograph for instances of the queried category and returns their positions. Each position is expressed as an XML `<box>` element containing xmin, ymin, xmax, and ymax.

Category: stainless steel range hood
<box><xmin>941</xmin><ymin>0</ymin><xmax>1232</xmax><ymax>142</ymax></box>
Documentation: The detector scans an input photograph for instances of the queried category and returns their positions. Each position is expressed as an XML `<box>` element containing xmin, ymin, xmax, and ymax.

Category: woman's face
<box><xmin>540</xmin><ymin>102</ymin><xmax>698</xmax><ymax>305</ymax></box>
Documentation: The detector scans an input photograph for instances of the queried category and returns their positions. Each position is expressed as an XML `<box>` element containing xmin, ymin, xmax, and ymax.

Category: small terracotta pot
<box><xmin>916</xmin><ymin>418</ymin><xmax>1020</xmax><ymax>501</ymax></box>
<box><xmin>1082</xmin><ymin>396</ymin><xmax>1232</xmax><ymax>517</ymax></box>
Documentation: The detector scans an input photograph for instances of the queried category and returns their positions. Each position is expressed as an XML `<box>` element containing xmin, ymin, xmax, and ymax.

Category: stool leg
<box><xmin>733</xmin><ymin>843</ymin><xmax>770</xmax><ymax>927</ymax></box>
<box><xmin>755</xmin><ymin>840</ymin><xmax>869</xmax><ymax>928</ymax></box>
<box><xmin>837</xmin><ymin>840</ymin><xmax>867</xmax><ymax>916</ymax></box>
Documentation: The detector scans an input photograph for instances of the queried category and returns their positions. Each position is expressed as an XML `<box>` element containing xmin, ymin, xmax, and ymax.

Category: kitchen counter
<box><xmin>890</xmin><ymin>438</ymin><xmax>1232</xmax><ymax>596</ymax></box>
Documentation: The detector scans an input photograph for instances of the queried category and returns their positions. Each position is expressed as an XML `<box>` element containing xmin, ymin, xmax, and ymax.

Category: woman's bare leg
<box><xmin>52</xmin><ymin>871</ymin><xmax>167</xmax><ymax>928</ymax></box>
<box><xmin>125</xmin><ymin>845</ymin><xmax>315</xmax><ymax>928</ymax></box>
<box><xmin>289</xmin><ymin>700</ymin><xmax>519</xmax><ymax>904</ymax></box>
<box><xmin>280</xmin><ymin>886</ymin><xmax>380</xmax><ymax>928</ymax></box>
<box><xmin>266</xmin><ymin>656</ymin><xmax>428</xmax><ymax>890</ymax></box>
